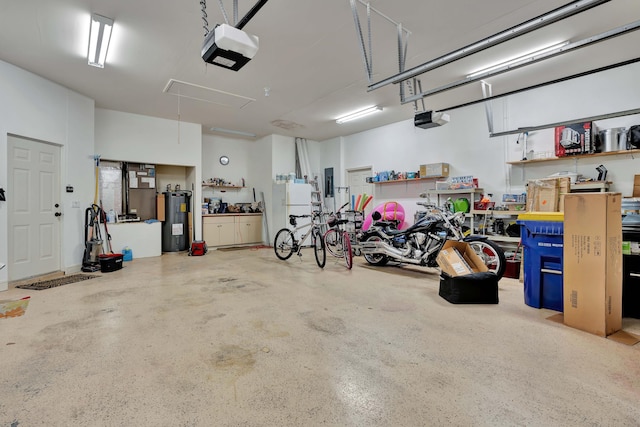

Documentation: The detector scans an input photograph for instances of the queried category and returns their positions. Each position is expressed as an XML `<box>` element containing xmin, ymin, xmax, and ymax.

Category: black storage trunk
<box><xmin>99</xmin><ymin>253</ymin><xmax>124</xmax><ymax>272</ymax></box>
<box><xmin>439</xmin><ymin>272</ymin><xmax>499</xmax><ymax>304</ymax></box>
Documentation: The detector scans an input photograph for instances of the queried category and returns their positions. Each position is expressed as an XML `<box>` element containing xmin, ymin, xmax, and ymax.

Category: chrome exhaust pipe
<box><xmin>360</xmin><ymin>241</ymin><xmax>423</xmax><ymax>265</ymax></box>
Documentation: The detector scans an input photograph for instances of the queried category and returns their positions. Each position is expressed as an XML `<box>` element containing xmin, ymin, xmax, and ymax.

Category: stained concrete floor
<box><xmin>1</xmin><ymin>248</ymin><xmax>640</xmax><ymax>426</ymax></box>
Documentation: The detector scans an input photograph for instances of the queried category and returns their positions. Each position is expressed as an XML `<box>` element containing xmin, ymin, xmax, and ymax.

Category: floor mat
<box><xmin>16</xmin><ymin>274</ymin><xmax>100</xmax><ymax>290</ymax></box>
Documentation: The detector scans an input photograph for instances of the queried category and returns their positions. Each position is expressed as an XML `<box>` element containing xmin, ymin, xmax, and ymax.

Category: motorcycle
<box><xmin>359</xmin><ymin>200</ymin><xmax>507</xmax><ymax>279</ymax></box>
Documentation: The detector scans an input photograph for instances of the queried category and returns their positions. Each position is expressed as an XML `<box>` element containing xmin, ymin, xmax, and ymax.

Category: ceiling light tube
<box><xmin>88</xmin><ymin>13</ymin><xmax>114</xmax><ymax>68</ymax></box>
<box><xmin>210</xmin><ymin>127</ymin><xmax>257</xmax><ymax>138</ymax></box>
<box><xmin>336</xmin><ymin>106</ymin><xmax>382</xmax><ymax>124</ymax></box>
<box><xmin>466</xmin><ymin>41</ymin><xmax>569</xmax><ymax>79</ymax></box>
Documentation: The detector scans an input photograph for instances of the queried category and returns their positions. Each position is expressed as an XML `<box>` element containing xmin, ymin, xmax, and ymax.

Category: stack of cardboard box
<box><xmin>526</xmin><ymin>177</ymin><xmax>571</xmax><ymax>212</ymax></box>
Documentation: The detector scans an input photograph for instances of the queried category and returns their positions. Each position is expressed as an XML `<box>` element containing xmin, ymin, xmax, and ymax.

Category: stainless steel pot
<box><xmin>599</xmin><ymin>127</ymin><xmax>627</xmax><ymax>152</ymax></box>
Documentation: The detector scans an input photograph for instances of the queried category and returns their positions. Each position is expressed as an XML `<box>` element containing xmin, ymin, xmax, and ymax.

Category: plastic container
<box><xmin>106</xmin><ymin>209</ymin><xmax>116</xmax><ymax>223</ymax></box>
<box><xmin>99</xmin><ymin>253</ymin><xmax>123</xmax><ymax>272</ymax></box>
<box><xmin>518</xmin><ymin>220</ymin><xmax>564</xmax><ymax>311</ymax></box>
<box><xmin>122</xmin><ymin>247</ymin><xmax>133</xmax><ymax>261</ymax></box>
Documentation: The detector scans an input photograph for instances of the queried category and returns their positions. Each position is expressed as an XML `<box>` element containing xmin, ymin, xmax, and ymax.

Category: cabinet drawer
<box><xmin>203</xmin><ymin>215</ymin><xmax>235</xmax><ymax>224</ymax></box>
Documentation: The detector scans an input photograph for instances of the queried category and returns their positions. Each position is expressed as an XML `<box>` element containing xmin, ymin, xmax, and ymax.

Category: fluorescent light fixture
<box><xmin>336</xmin><ymin>106</ymin><xmax>382</xmax><ymax>124</ymax></box>
<box><xmin>88</xmin><ymin>13</ymin><xmax>113</xmax><ymax>68</ymax></box>
<box><xmin>210</xmin><ymin>127</ymin><xmax>257</xmax><ymax>138</ymax></box>
<box><xmin>466</xmin><ymin>41</ymin><xmax>569</xmax><ymax>79</ymax></box>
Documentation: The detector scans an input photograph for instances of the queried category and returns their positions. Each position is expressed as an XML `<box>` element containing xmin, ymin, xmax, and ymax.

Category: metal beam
<box><xmin>401</xmin><ymin>20</ymin><xmax>640</xmax><ymax>104</ymax></box>
<box><xmin>367</xmin><ymin>0</ymin><xmax>611</xmax><ymax>92</ymax></box>
<box><xmin>235</xmin><ymin>0</ymin><xmax>269</xmax><ymax>30</ymax></box>
<box><xmin>491</xmin><ymin>108</ymin><xmax>640</xmax><ymax>138</ymax></box>
<box><xmin>435</xmin><ymin>57</ymin><xmax>640</xmax><ymax>114</ymax></box>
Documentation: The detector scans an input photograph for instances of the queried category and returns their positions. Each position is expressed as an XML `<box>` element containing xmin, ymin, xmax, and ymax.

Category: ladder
<box><xmin>310</xmin><ymin>176</ymin><xmax>323</xmax><ymax>215</ymax></box>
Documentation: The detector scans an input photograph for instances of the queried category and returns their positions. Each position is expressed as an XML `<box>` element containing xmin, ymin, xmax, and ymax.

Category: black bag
<box><xmin>629</xmin><ymin>125</ymin><xmax>640</xmax><ymax>148</ymax></box>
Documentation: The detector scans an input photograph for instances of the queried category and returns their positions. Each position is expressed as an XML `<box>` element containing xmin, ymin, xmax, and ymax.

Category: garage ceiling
<box><xmin>0</xmin><ymin>0</ymin><xmax>638</xmax><ymax>141</ymax></box>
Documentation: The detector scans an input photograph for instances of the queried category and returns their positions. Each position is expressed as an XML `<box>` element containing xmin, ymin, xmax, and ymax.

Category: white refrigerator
<box><xmin>272</xmin><ymin>182</ymin><xmax>314</xmax><ymax>240</ymax></box>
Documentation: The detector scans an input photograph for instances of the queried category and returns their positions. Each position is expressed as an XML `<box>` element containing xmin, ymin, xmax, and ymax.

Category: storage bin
<box><xmin>99</xmin><ymin>253</ymin><xmax>124</xmax><ymax>272</ymax></box>
<box><xmin>122</xmin><ymin>247</ymin><xmax>133</xmax><ymax>261</ymax></box>
<box><xmin>518</xmin><ymin>220</ymin><xmax>564</xmax><ymax>311</ymax></box>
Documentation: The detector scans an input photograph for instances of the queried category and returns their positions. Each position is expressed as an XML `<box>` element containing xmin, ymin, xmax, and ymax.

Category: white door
<box><xmin>8</xmin><ymin>135</ymin><xmax>62</xmax><ymax>280</ymax></box>
<box><xmin>347</xmin><ymin>167</ymin><xmax>373</xmax><ymax>214</ymax></box>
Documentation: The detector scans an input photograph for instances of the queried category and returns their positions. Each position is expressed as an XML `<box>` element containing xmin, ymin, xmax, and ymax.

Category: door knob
<box><xmin>55</xmin><ymin>212</ymin><xmax>62</xmax><ymax>217</ymax></box>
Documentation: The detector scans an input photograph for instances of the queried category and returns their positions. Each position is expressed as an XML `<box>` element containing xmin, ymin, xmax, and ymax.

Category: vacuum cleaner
<box><xmin>81</xmin><ymin>204</ymin><xmax>103</xmax><ymax>272</ymax></box>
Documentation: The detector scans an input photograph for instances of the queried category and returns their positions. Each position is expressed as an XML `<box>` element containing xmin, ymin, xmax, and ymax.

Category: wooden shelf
<box><xmin>373</xmin><ymin>176</ymin><xmax>445</xmax><ymax>185</ymax></box>
<box><xmin>425</xmin><ymin>188</ymin><xmax>484</xmax><ymax>195</ymax></box>
<box><xmin>202</xmin><ymin>184</ymin><xmax>245</xmax><ymax>190</ymax></box>
<box><xmin>507</xmin><ymin>148</ymin><xmax>640</xmax><ymax>165</ymax></box>
<box><xmin>471</xmin><ymin>210</ymin><xmax>523</xmax><ymax>216</ymax></box>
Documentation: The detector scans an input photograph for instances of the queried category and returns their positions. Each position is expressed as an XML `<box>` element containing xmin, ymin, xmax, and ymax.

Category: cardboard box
<box><xmin>436</xmin><ymin>241</ymin><xmax>488</xmax><ymax>277</ymax></box>
<box><xmin>420</xmin><ymin>162</ymin><xmax>450</xmax><ymax>178</ymax></box>
<box><xmin>156</xmin><ymin>194</ymin><xmax>165</xmax><ymax>221</ymax></box>
<box><xmin>563</xmin><ymin>193</ymin><xmax>622</xmax><ymax>337</ymax></box>
<box><xmin>526</xmin><ymin>177</ymin><xmax>570</xmax><ymax>212</ymax></box>
<box><xmin>633</xmin><ymin>175</ymin><xmax>640</xmax><ymax>197</ymax></box>
<box><xmin>554</xmin><ymin>121</ymin><xmax>595</xmax><ymax>157</ymax></box>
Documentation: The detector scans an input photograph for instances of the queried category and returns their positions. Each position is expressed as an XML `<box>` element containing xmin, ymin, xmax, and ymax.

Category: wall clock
<box><xmin>219</xmin><ymin>156</ymin><xmax>229</xmax><ymax>165</ymax></box>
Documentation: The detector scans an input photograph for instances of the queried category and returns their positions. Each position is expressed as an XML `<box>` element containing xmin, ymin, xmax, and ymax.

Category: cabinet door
<box><xmin>203</xmin><ymin>216</ymin><xmax>235</xmax><ymax>247</ymax></box>
<box><xmin>219</xmin><ymin>223</ymin><xmax>236</xmax><ymax>245</ymax></box>
<box><xmin>203</xmin><ymin>222</ymin><xmax>221</xmax><ymax>246</ymax></box>
<box><xmin>237</xmin><ymin>216</ymin><xmax>263</xmax><ymax>244</ymax></box>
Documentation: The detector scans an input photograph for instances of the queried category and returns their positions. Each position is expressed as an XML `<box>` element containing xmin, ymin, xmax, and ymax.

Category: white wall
<box><xmin>331</xmin><ymin>62</ymin><xmax>640</xmax><ymax>225</ymax></box>
<box><xmin>0</xmin><ymin>60</ymin><xmax>95</xmax><ymax>289</ymax></box>
<box><xmin>95</xmin><ymin>109</ymin><xmax>203</xmax><ymax>239</ymax></box>
<box><xmin>201</xmin><ymin>134</ymin><xmax>256</xmax><ymax>206</ymax></box>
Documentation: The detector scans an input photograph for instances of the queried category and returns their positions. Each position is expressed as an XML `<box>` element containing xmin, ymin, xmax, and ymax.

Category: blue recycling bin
<box><xmin>518</xmin><ymin>220</ymin><xmax>564</xmax><ymax>312</ymax></box>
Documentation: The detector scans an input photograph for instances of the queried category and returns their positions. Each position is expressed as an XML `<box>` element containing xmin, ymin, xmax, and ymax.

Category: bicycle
<box><xmin>324</xmin><ymin>209</ymin><xmax>353</xmax><ymax>270</ymax></box>
<box><xmin>273</xmin><ymin>212</ymin><xmax>326</xmax><ymax>268</ymax></box>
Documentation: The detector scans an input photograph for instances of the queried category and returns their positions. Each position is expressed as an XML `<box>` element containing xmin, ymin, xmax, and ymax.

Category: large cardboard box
<box><xmin>420</xmin><ymin>162</ymin><xmax>450</xmax><ymax>178</ymax></box>
<box><xmin>563</xmin><ymin>193</ymin><xmax>622</xmax><ymax>336</ymax></box>
<box><xmin>633</xmin><ymin>175</ymin><xmax>640</xmax><ymax>197</ymax></box>
<box><xmin>436</xmin><ymin>241</ymin><xmax>488</xmax><ymax>277</ymax></box>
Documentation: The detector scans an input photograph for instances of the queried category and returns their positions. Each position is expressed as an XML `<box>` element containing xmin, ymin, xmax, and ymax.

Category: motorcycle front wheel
<box><xmin>468</xmin><ymin>239</ymin><xmax>506</xmax><ymax>279</ymax></box>
<box><xmin>363</xmin><ymin>235</ymin><xmax>389</xmax><ymax>266</ymax></box>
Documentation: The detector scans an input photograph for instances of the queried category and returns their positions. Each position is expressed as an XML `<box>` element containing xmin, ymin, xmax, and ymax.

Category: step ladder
<box><xmin>310</xmin><ymin>176</ymin><xmax>323</xmax><ymax>215</ymax></box>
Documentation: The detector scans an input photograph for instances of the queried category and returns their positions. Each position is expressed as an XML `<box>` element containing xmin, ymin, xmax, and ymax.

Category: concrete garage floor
<box><xmin>1</xmin><ymin>247</ymin><xmax>640</xmax><ymax>426</ymax></box>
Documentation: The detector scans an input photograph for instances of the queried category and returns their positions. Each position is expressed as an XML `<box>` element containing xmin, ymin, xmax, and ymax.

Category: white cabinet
<box><xmin>202</xmin><ymin>214</ymin><xmax>263</xmax><ymax>247</ymax></box>
<box><xmin>237</xmin><ymin>215</ymin><xmax>262</xmax><ymax>245</ymax></box>
<box><xmin>203</xmin><ymin>215</ymin><xmax>236</xmax><ymax>246</ymax></box>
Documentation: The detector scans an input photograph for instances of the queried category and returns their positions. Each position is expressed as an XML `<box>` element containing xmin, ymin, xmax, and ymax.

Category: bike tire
<box><xmin>324</xmin><ymin>228</ymin><xmax>343</xmax><ymax>258</ymax></box>
<box><xmin>468</xmin><ymin>239</ymin><xmax>507</xmax><ymax>280</ymax></box>
<box><xmin>274</xmin><ymin>228</ymin><xmax>295</xmax><ymax>260</ymax></box>
<box><xmin>313</xmin><ymin>228</ymin><xmax>326</xmax><ymax>268</ymax></box>
<box><xmin>342</xmin><ymin>231</ymin><xmax>353</xmax><ymax>270</ymax></box>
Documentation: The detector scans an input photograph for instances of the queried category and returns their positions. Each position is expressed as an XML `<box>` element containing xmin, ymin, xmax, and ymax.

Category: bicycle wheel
<box><xmin>313</xmin><ymin>228</ymin><xmax>326</xmax><ymax>268</ymax></box>
<box><xmin>324</xmin><ymin>228</ymin><xmax>343</xmax><ymax>258</ymax></box>
<box><xmin>342</xmin><ymin>231</ymin><xmax>353</xmax><ymax>270</ymax></box>
<box><xmin>274</xmin><ymin>228</ymin><xmax>295</xmax><ymax>260</ymax></box>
